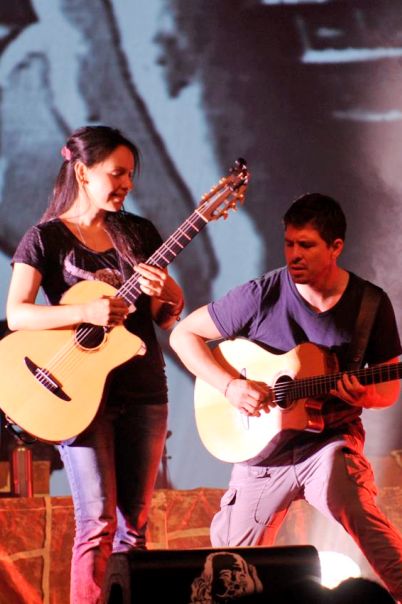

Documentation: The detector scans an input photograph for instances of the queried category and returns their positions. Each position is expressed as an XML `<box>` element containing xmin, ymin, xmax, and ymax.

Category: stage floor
<box><xmin>0</xmin><ymin>455</ymin><xmax>401</xmax><ymax>604</ymax></box>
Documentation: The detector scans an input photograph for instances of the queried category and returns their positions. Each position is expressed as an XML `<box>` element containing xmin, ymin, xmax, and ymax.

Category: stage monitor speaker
<box><xmin>101</xmin><ymin>545</ymin><xmax>321</xmax><ymax>604</ymax></box>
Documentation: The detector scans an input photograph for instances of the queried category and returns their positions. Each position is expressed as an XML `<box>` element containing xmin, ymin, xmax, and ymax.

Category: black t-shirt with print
<box><xmin>12</xmin><ymin>215</ymin><xmax>168</xmax><ymax>405</ymax></box>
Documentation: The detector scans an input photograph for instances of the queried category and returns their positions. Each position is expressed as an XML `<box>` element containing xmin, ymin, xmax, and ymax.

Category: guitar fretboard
<box><xmin>74</xmin><ymin>158</ymin><xmax>248</xmax><ymax>349</ymax></box>
<box><xmin>275</xmin><ymin>362</ymin><xmax>402</xmax><ymax>404</ymax></box>
<box><xmin>117</xmin><ymin>209</ymin><xmax>209</xmax><ymax>306</ymax></box>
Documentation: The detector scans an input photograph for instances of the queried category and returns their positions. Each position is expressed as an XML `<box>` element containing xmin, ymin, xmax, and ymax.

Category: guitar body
<box><xmin>0</xmin><ymin>160</ymin><xmax>250</xmax><ymax>443</ymax></box>
<box><xmin>0</xmin><ymin>280</ymin><xmax>145</xmax><ymax>443</ymax></box>
<box><xmin>194</xmin><ymin>339</ymin><xmax>338</xmax><ymax>463</ymax></box>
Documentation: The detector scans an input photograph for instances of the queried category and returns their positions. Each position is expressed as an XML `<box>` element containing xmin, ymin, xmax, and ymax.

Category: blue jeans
<box><xmin>58</xmin><ymin>401</ymin><xmax>168</xmax><ymax>604</ymax></box>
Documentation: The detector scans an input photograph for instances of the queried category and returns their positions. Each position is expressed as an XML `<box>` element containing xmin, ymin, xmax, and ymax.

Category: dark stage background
<box><xmin>0</xmin><ymin>0</ymin><xmax>401</xmax><ymax>498</ymax></box>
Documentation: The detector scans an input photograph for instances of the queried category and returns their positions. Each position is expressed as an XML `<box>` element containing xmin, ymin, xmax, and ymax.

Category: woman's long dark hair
<box><xmin>41</xmin><ymin>125</ymin><xmax>143</xmax><ymax>265</ymax></box>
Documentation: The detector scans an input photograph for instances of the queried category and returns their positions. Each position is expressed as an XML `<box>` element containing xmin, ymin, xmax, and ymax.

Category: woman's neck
<box><xmin>60</xmin><ymin>210</ymin><xmax>113</xmax><ymax>251</ymax></box>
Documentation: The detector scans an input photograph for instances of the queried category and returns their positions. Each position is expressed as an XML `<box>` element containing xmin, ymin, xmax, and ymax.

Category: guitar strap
<box><xmin>347</xmin><ymin>281</ymin><xmax>382</xmax><ymax>371</ymax></box>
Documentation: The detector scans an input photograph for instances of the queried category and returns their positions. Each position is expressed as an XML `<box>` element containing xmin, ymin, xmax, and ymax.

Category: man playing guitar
<box><xmin>170</xmin><ymin>193</ymin><xmax>402</xmax><ymax>602</ymax></box>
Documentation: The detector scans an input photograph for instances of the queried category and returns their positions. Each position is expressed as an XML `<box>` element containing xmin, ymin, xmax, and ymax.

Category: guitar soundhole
<box><xmin>274</xmin><ymin>374</ymin><xmax>293</xmax><ymax>409</ymax></box>
<box><xmin>75</xmin><ymin>323</ymin><xmax>106</xmax><ymax>350</ymax></box>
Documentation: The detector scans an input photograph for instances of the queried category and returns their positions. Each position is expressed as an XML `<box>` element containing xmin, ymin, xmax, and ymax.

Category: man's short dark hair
<box><xmin>283</xmin><ymin>193</ymin><xmax>347</xmax><ymax>245</ymax></box>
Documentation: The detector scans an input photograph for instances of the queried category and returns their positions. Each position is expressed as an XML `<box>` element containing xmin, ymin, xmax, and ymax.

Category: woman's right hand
<box><xmin>81</xmin><ymin>295</ymin><xmax>129</xmax><ymax>327</ymax></box>
<box><xmin>7</xmin><ymin>264</ymin><xmax>130</xmax><ymax>331</ymax></box>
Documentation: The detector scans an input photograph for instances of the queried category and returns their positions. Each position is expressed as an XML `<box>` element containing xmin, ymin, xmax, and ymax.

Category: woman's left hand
<box><xmin>134</xmin><ymin>262</ymin><xmax>182</xmax><ymax>305</ymax></box>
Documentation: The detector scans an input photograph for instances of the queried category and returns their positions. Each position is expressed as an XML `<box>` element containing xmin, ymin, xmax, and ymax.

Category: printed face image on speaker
<box><xmin>189</xmin><ymin>551</ymin><xmax>263</xmax><ymax>603</ymax></box>
<box><xmin>101</xmin><ymin>545</ymin><xmax>321</xmax><ymax>603</ymax></box>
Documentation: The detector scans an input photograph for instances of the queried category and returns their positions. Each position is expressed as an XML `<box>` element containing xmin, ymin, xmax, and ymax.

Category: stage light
<box><xmin>318</xmin><ymin>551</ymin><xmax>361</xmax><ymax>589</ymax></box>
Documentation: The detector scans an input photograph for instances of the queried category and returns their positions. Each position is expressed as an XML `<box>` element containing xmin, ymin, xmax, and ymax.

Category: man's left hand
<box><xmin>330</xmin><ymin>373</ymin><xmax>381</xmax><ymax>408</ymax></box>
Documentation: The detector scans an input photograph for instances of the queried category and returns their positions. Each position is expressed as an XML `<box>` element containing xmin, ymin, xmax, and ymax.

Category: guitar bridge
<box><xmin>24</xmin><ymin>357</ymin><xmax>71</xmax><ymax>401</ymax></box>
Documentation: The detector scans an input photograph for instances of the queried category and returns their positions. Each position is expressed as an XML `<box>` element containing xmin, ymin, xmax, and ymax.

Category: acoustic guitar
<box><xmin>194</xmin><ymin>338</ymin><xmax>401</xmax><ymax>463</ymax></box>
<box><xmin>0</xmin><ymin>159</ymin><xmax>249</xmax><ymax>443</ymax></box>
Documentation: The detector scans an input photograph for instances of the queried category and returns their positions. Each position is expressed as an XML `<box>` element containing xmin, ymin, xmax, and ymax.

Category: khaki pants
<box><xmin>211</xmin><ymin>438</ymin><xmax>402</xmax><ymax>602</ymax></box>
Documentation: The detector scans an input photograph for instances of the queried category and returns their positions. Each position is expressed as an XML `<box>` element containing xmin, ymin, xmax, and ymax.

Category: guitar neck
<box><xmin>116</xmin><ymin>209</ymin><xmax>208</xmax><ymax>306</ymax></box>
<box><xmin>111</xmin><ymin>157</ymin><xmax>248</xmax><ymax>306</ymax></box>
<box><xmin>286</xmin><ymin>362</ymin><xmax>402</xmax><ymax>402</ymax></box>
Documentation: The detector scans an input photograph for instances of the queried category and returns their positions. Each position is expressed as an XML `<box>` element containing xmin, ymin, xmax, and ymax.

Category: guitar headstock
<box><xmin>198</xmin><ymin>158</ymin><xmax>249</xmax><ymax>221</ymax></box>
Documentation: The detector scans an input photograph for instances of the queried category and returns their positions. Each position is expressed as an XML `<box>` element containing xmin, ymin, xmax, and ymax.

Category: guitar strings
<box><xmin>272</xmin><ymin>362</ymin><xmax>401</xmax><ymax>403</ymax></box>
<box><xmin>71</xmin><ymin>182</ymin><xmax>233</xmax><ymax>347</ymax></box>
<box><xmin>34</xmin><ymin>182</ymin><xmax>241</xmax><ymax>391</ymax></box>
<box><xmin>36</xmin><ymin>339</ymin><xmax>401</xmax><ymax>406</ymax></box>
<box><xmin>42</xmin><ymin>209</ymin><xmax>202</xmax><ymax>371</ymax></box>
<box><xmin>99</xmin><ymin>174</ymin><xmax>240</xmax><ymax>327</ymax></box>
<box><xmin>31</xmin><ymin>190</ymin><xmax>225</xmax><ymax>385</ymax></box>
<box><xmin>117</xmin><ymin>199</ymin><xmax>210</xmax><ymax>302</ymax></box>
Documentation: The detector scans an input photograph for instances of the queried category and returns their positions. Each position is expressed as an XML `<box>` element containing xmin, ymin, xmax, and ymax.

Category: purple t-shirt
<box><xmin>208</xmin><ymin>267</ymin><xmax>401</xmax><ymax>436</ymax></box>
<box><xmin>12</xmin><ymin>215</ymin><xmax>168</xmax><ymax>405</ymax></box>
